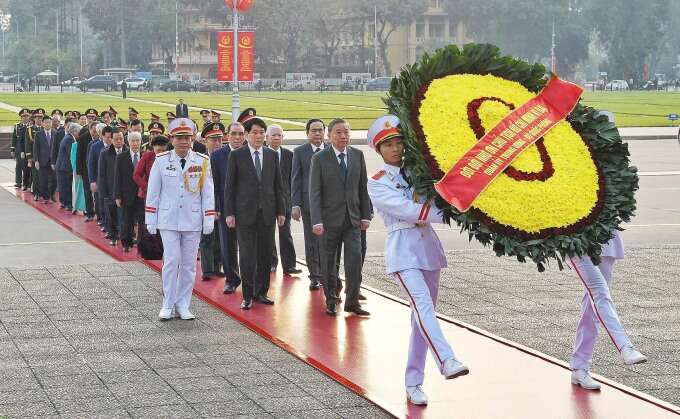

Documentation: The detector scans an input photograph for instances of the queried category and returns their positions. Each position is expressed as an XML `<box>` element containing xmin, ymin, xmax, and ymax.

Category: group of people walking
<box><xmin>9</xmin><ymin>102</ymin><xmax>649</xmax><ymax>406</ymax></box>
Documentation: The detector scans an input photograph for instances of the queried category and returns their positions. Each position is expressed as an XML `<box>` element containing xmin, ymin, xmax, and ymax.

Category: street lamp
<box><xmin>0</xmin><ymin>10</ymin><xmax>12</xmax><ymax>61</ymax></box>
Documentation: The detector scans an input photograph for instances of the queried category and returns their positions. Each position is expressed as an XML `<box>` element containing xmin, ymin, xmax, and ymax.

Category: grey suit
<box><xmin>309</xmin><ymin>146</ymin><xmax>371</xmax><ymax>307</ymax></box>
<box><xmin>291</xmin><ymin>142</ymin><xmax>324</xmax><ymax>282</ymax></box>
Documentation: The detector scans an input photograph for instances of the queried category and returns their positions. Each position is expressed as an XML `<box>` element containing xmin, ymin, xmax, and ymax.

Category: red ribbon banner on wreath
<box><xmin>434</xmin><ymin>76</ymin><xmax>583</xmax><ymax>212</ymax></box>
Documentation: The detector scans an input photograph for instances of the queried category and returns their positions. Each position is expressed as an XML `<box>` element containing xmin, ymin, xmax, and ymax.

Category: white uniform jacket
<box><xmin>145</xmin><ymin>150</ymin><xmax>215</xmax><ymax>232</ymax></box>
<box><xmin>367</xmin><ymin>164</ymin><xmax>447</xmax><ymax>274</ymax></box>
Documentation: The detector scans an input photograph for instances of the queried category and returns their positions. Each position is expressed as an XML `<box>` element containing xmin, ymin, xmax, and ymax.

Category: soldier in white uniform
<box><xmin>569</xmin><ymin>110</ymin><xmax>647</xmax><ymax>390</ymax></box>
<box><xmin>366</xmin><ymin>115</ymin><xmax>469</xmax><ymax>406</ymax></box>
<box><xmin>145</xmin><ymin>118</ymin><xmax>215</xmax><ymax>320</ymax></box>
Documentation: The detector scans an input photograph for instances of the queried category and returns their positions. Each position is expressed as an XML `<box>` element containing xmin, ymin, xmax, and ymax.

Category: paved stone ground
<box><xmin>360</xmin><ymin>246</ymin><xmax>680</xmax><ymax>407</ymax></box>
<box><xmin>0</xmin><ymin>262</ymin><xmax>391</xmax><ymax>419</ymax></box>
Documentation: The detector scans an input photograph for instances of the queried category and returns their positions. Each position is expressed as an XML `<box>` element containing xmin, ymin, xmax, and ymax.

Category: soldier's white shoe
<box><xmin>621</xmin><ymin>346</ymin><xmax>647</xmax><ymax>365</ymax></box>
<box><xmin>571</xmin><ymin>369</ymin><xmax>601</xmax><ymax>391</ymax></box>
<box><xmin>158</xmin><ymin>308</ymin><xmax>173</xmax><ymax>321</ymax></box>
<box><xmin>176</xmin><ymin>308</ymin><xmax>195</xmax><ymax>320</ymax></box>
<box><xmin>442</xmin><ymin>358</ymin><xmax>469</xmax><ymax>379</ymax></box>
<box><xmin>406</xmin><ymin>385</ymin><xmax>428</xmax><ymax>406</ymax></box>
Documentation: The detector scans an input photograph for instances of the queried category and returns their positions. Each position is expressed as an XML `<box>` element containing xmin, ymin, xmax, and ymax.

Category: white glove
<box><xmin>147</xmin><ymin>224</ymin><xmax>157</xmax><ymax>235</ymax></box>
<box><xmin>35</xmin><ymin>162</ymin><xmax>40</xmax><ymax>170</ymax></box>
<box><xmin>203</xmin><ymin>222</ymin><xmax>214</xmax><ymax>235</ymax></box>
<box><xmin>20</xmin><ymin>152</ymin><xmax>25</xmax><ymax>158</ymax></box>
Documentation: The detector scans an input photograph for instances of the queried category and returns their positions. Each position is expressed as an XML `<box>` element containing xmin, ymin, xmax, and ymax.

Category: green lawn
<box><xmin>0</xmin><ymin>90</ymin><xmax>677</xmax><ymax>129</ymax></box>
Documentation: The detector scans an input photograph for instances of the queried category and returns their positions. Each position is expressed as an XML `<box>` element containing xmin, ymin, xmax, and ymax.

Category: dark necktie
<box><xmin>133</xmin><ymin>153</ymin><xmax>139</xmax><ymax>168</ymax></box>
<box><xmin>180</xmin><ymin>158</ymin><xmax>186</xmax><ymax>170</ymax></box>
<box><xmin>313</xmin><ymin>147</ymin><xmax>320</xmax><ymax>154</ymax></box>
<box><xmin>338</xmin><ymin>152</ymin><xmax>347</xmax><ymax>181</ymax></box>
<box><xmin>400</xmin><ymin>167</ymin><xmax>412</xmax><ymax>188</ymax></box>
<box><xmin>46</xmin><ymin>131</ymin><xmax>51</xmax><ymax>147</ymax></box>
<box><xmin>254</xmin><ymin>150</ymin><xmax>262</xmax><ymax>181</ymax></box>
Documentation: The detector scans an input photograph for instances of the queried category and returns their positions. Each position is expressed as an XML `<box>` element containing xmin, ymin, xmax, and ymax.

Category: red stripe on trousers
<box><xmin>569</xmin><ymin>257</ymin><xmax>622</xmax><ymax>352</ymax></box>
<box><xmin>395</xmin><ymin>271</ymin><xmax>444</xmax><ymax>367</ymax></box>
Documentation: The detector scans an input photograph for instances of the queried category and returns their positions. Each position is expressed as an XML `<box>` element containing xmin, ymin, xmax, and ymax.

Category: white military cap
<box><xmin>167</xmin><ymin>117</ymin><xmax>196</xmax><ymax>136</ymax></box>
<box><xmin>367</xmin><ymin>114</ymin><xmax>402</xmax><ymax>151</ymax></box>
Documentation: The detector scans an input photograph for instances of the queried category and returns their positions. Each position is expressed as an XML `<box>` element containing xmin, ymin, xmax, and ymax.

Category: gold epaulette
<box><xmin>195</xmin><ymin>152</ymin><xmax>209</xmax><ymax>159</ymax></box>
<box><xmin>156</xmin><ymin>151</ymin><xmax>170</xmax><ymax>157</ymax></box>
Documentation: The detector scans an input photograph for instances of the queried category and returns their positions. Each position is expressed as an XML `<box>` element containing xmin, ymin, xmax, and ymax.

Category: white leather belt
<box><xmin>386</xmin><ymin>221</ymin><xmax>416</xmax><ymax>233</ymax></box>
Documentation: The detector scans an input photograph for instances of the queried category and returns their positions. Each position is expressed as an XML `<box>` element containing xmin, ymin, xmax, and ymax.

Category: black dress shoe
<box><xmin>344</xmin><ymin>305</ymin><xmax>370</xmax><ymax>316</ymax></box>
<box><xmin>101</xmin><ymin>226</ymin><xmax>107</xmax><ymax>232</ymax></box>
<box><xmin>215</xmin><ymin>272</ymin><xmax>226</xmax><ymax>278</ymax></box>
<box><xmin>65</xmin><ymin>207</ymin><xmax>73</xmax><ymax>212</ymax></box>
<box><xmin>59</xmin><ymin>204</ymin><xmax>65</xmax><ymax>209</ymax></box>
<box><xmin>123</xmin><ymin>246</ymin><xmax>131</xmax><ymax>253</ymax></box>
<box><xmin>13</xmin><ymin>184</ymin><xmax>20</xmax><ymax>188</ymax></box>
<box><xmin>33</xmin><ymin>195</ymin><xmax>39</xmax><ymax>201</ymax></box>
<box><xmin>85</xmin><ymin>216</ymin><xmax>93</xmax><ymax>222</ymax></box>
<box><xmin>284</xmin><ymin>268</ymin><xmax>303</xmax><ymax>275</ymax></box>
<box><xmin>358</xmin><ymin>293</ymin><xmax>367</xmax><ymax>301</ymax></box>
<box><xmin>201</xmin><ymin>274</ymin><xmax>212</xmax><ymax>281</ymax></box>
<box><xmin>270</xmin><ymin>266</ymin><xmax>277</xmax><ymax>272</ymax></box>
<box><xmin>309</xmin><ymin>280</ymin><xmax>320</xmax><ymax>291</ymax></box>
<box><xmin>223</xmin><ymin>284</ymin><xmax>236</xmax><ymax>294</ymax></box>
<box><xmin>325</xmin><ymin>303</ymin><xmax>337</xmax><ymax>316</ymax></box>
<box><xmin>241</xmin><ymin>299</ymin><xmax>253</xmax><ymax>310</ymax></box>
<box><xmin>21</xmin><ymin>187</ymin><xmax>27</xmax><ymax>191</ymax></box>
<box><xmin>43</xmin><ymin>200</ymin><xmax>50</xmax><ymax>204</ymax></box>
<box><xmin>109</xmin><ymin>240</ymin><xmax>117</xmax><ymax>247</ymax></box>
<box><xmin>256</xmin><ymin>295</ymin><xmax>274</xmax><ymax>305</ymax></box>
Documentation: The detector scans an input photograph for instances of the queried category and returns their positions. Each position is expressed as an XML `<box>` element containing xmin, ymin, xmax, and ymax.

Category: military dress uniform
<box><xmin>145</xmin><ymin>118</ymin><xmax>215</xmax><ymax>320</ymax></box>
<box><xmin>11</xmin><ymin>109</ymin><xmax>31</xmax><ymax>188</ymax></box>
<box><xmin>366</xmin><ymin>115</ymin><xmax>468</xmax><ymax>406</ymax></box>
<box><xmin>27</xmin><ymin>109</ymin><xmax>45</xmax><ymax>199</ymax></box>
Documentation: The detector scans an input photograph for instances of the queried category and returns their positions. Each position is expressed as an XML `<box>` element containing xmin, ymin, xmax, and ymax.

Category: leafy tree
<box><xmin>350</xmin><ymin>0</ymin><xmax>428</xmax><ymax>75</ymax></box>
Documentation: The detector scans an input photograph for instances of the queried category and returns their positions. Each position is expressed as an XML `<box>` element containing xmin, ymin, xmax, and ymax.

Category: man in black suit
<box><xmin>113</xmin><ymin>131</ymin><xmax>144</xmax><ymax>252</ymax></box>
<box><xmin>175</xmin><ymin>98</ymin><xmax>189</xmax><ymax>118</ymax></box>
<box><xmin>99</xmin><ymin>129</ymin><xmax>127</xmax><ymax>246</ymax></box>
<box><xmin>213</xmin><ymin>122</ymin><xmax>244</xmax><ymax>294</ymax></box>
<box><xmin>33</xmin><ymin>115</ymin><xmax>57</xmax><ymax>203</ymax></box>
<box><xmin>291</xmin><ymin>119</ymin><xmax>326</xmax><ymax>290</ymax></box>
<box><xmin>267</xmin><ymin>124</ymin><xmax>301</xmax><ymax>275</ymax></box>
<box><xmin>224</xmin><ymin>108</ymin><xmax>285</xmax><ymax>309</ymax></box>
<box><xmin>309</xmin><ymin>118</ymin><xmax>372</xmax><ymax>316</ymax></box>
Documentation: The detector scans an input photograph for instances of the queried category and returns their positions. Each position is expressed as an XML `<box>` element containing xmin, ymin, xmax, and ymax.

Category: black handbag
<box><xmin>138</xmin><ymin>227</ymin><xmax>164</xmax><ymax>260</ymax></box>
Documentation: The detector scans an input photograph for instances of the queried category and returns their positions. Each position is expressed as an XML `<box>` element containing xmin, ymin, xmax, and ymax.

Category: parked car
<box><xmin>365</xmin><ymin>77</ymin><xmax>392</xmax><ymax>91</ymax></box>
<box><xmin>60</xmin><ymin>77</ymin><xmax>82</xmax><ymax>86</ymax></box>
<box><xmin>159</xmin><ymin>80</ymin><xmax>194</xmax><ymax>92</ymax></box>
<box><xmin>118</xmin><ymin>77</ymin><xmax>146</xmax><ymax>90</ymax></box>
<box><xmin>80</xmin><ymin>75</ymin><xmax>116</xmax><ymax>91</ymax></box>
<box><xmin>605</xmin><ymin>80</ymin><xmax>629</xmax><ymax>91</ymax></box>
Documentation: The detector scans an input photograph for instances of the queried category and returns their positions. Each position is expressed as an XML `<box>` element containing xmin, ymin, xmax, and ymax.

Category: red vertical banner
<box><xmin>237</xmin><ymin>31</ymin><xmax>255</xmax><ymax>82</ymax></box>
<box><xmin>216</xmin><ymin>31</ymin><xmax>254</xmax><ymax>82</ymax></box>
<box><xmin>217</xmin><ymin>31</ymin><xmax>233</xmax><ymax>81</ymax></box>
<box><xmin>237</xmin><ymin>0</ymin><xmax>253</xmax><ymax>12</ymax></box>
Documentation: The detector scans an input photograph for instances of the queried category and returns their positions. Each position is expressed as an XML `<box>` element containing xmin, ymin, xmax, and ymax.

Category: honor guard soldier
<box><xmin>166</xmin><ymin>112</ymin><xmax>176</xmax><ymax>125</ymax></box>
<box><xmin>366</xmin><ymin>115</ymin><xmax>469</xmax><ymax>406</ymax></box>
<box><xmin>11</xmin><ymin>108</ymin><xmax>32</xmax><ymax>189</ymax></box>
<box><xmin>51</xmin><ymin>109</ymin><xmax>63</xmax><ymax>118</ymax></box>
<box><xmin>145</xmin><ymin>117</ymin><xmax>215</xmax><ymax>320</ymax></box>
<box><xmin>109</xmin><ymin>106</ymin><xmax>118</xmax><ymax>119</ymax></box>
<box><xmin>150</xmin><ymin>113</ymin><xmax>161</xmax><ymax>123</ymax></box>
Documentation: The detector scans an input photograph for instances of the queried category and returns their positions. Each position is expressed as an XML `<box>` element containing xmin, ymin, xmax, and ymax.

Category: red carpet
<box><xmin>5</xmin><ymin>183</ymin><xmax>679</xmax><ymax>419</ymax></box>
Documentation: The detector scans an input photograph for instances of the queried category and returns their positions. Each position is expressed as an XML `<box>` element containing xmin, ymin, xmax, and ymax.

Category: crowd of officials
<box><xmin>9</xmin><ymin>103</ymin><xmax>372</xmax><ymax>317</ymax></box>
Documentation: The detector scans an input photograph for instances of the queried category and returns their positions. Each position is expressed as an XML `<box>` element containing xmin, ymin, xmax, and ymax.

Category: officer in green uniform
<box><xmin>27</xmin><ymin>108</ymin><xmax>45</xmax><ymax>200</ymax></box>
<box><xmin>11</xmin><ymin>108</ymin><xmax>32</xmax><ymax>189</ymax></box>
<box><xmin>198</xmin><ymin>122</ymin><xmax>225</xmax><ymax>280</ymax></box>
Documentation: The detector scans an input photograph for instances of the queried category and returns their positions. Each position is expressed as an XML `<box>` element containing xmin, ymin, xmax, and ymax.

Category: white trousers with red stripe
<box><xmin>569</xmin><ymin>256</ymin><xmax>631</xmax><ymax>371</ymax></box>
<box><xmin>394</xmin><ymin>269</ymin><xmax>456</xmax><ymax>387</ymax></box>
<box><xmin>159</xmin><ymin>230</ymin><xmax>202</xmax><ymax>311</ymax></box>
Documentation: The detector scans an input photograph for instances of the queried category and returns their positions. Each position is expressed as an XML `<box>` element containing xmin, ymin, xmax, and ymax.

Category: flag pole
<box><xmin>231</xmin><ymin>5</ymin><xmax>240</xmax><ymax>122</ymax></box>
